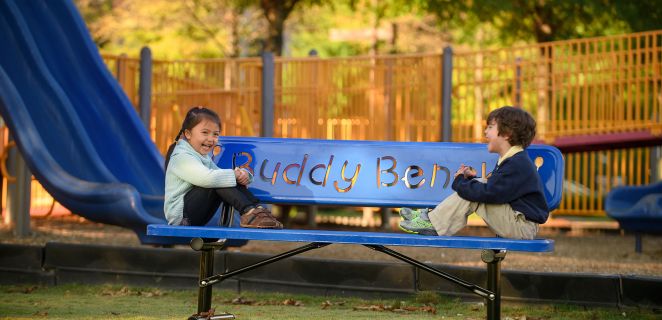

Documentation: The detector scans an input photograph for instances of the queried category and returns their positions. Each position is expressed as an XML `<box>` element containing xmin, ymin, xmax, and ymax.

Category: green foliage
<box><xmin>609</xmin><ymin>0</ymin><xmax>662</xmax><ymax>32</ymax></box>
<box><xmin>74</xmin><ymin>0</ymin><xmax>262</xmax><ymax>59</ymax></box>
<box><xmin>426</xmin><ymin>0</ymin><xmax>661</xmax><ymax>46</ymax></box>
<box><xmin>74</xmin><ymin>0</ymin><xmax>662</xmax><ymax>59</ymax></box>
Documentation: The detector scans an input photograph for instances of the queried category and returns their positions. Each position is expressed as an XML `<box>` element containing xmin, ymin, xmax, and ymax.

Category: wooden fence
<box><xmin>10</xmin><ymin>30</ymin><xmax>662</xmax><ymax>217</ymax></box>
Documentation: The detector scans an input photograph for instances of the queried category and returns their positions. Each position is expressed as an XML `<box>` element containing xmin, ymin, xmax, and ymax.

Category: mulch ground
<box><xmin>1</xmin><ymin>214</ymin><xmax>661</xmax><ymax>277</ymax></box>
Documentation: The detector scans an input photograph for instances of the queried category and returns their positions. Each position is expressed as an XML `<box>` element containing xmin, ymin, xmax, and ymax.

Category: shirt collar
<box><xmin>497</xmin><ymin>145</ymin><xmax>524</xmax><ymax>166</ymax></box>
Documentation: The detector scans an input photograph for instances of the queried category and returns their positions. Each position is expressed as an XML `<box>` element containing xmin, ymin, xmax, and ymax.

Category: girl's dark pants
<box><xmin>181</xmin><ymin>185</ymin><xmax>258</xmax><ymax>226</ymax></box>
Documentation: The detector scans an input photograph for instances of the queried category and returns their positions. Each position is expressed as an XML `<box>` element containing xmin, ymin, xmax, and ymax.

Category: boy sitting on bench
<box><xmin>399</xmin><ymin>106</ymin><xmax>548</xmax><ymax>240</ymax></box>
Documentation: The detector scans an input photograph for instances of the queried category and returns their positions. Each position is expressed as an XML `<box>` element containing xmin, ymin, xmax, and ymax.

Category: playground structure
<box><xmin>605</xmin><ymin>181</ymin><xmax>662</xmax><ymax>252</ymax></box>
<box><xmin>88</xmin><ymin>31</ymin><xmax>662</xmax><ymax>218</ymax></box>
<box><xmin>0</xmin><ymin>0</ymin><xmax>168</xmax><ymax>243</ymax></box>
<box><xmin>0</xmin><ymin>0</ymin><xmax>661</xmax><ymax>242</ymax></box>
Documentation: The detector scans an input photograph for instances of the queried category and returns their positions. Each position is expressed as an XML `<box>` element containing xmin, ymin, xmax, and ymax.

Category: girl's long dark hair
<box><xmin>164</xmin><ymin>106</ymin><xmax>222</xmax><ymax>170</ymax></box>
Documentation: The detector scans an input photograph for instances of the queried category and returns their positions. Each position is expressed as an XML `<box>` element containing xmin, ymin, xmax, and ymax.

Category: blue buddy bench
<box><xmin>148</xmin><ymin>137</ymin><xmax>564</xmax><ymax>320</ymax></box>
<box><xmin>605</xmin><ymin>181</ymin><xmax>662</xmax><ymax>253</ymax></box>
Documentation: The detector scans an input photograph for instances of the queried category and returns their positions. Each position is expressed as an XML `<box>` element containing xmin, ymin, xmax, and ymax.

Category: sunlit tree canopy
<box><xmin>75</xmin><ymin>0</ymin><xmax>662</xmax><ymax>59</ymax></box>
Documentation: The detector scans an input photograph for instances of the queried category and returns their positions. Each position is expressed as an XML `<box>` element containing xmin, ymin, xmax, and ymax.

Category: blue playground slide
<box><xmin>605</xmin><ymin>181</ymin><xmax>662</xmax><ymax>233</ymax></box>
<box><xmin>0</xmin><ymin>0</ymin><xmax>173</xmax><ymax>243</ymax></box>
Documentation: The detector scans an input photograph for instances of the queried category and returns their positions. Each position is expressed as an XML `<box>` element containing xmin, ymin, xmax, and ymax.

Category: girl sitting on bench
<box><xmin>163</xmin><ymin>106</ymin><xmax>282</xmax><ymax>229</ymax></box>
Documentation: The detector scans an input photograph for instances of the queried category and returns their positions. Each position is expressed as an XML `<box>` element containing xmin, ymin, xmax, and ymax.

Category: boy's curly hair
<box><xmin>486</xmin><ymin>106</ymin><xmax>536</xmax><ymax>148</ymax></box>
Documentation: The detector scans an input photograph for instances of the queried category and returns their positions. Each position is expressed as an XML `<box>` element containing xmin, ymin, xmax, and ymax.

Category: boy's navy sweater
<box><xmin>451</xmin><ymin>150</ymin><xmax>549</xmax><ymax>224</ymax></box>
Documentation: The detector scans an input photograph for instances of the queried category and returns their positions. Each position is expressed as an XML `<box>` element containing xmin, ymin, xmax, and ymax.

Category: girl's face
<box><xmin>184</xmin><ymin>119</ymin><xmax>220</xmax><ymax>156</ymax></box>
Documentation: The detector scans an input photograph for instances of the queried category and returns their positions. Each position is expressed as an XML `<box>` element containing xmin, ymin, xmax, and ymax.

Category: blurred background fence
<box><xmin>5</xmin><ymin>30</ymin><xmax>661</xmax><ymax>218</ymax></box>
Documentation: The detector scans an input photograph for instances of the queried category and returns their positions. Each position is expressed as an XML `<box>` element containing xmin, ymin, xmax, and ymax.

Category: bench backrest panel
<box><xmin>216</xmin><ymin>137</ymin><xmax>564</xmax><ymax>210</ymax></box>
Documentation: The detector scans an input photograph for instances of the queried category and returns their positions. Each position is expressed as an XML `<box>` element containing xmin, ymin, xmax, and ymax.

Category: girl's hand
<box><xmin>235</xmin><ymin>168</ymin><xmax>250</xmax><ymax>185</ymax></box>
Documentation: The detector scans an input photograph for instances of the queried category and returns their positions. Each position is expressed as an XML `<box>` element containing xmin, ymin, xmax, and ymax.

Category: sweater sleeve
<box><xmin>169</xmin><ymin>152</ymin><xmax>237</xmax><ymax>188</ymax></box>
<box><xmin>452</xmin><ymin>159</ymin><xmax>526</xmax><ymax>204</ymax></box>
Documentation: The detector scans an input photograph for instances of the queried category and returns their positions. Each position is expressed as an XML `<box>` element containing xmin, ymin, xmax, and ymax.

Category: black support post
<box><xmin>197</xmin><ymin>246</ymin><xmax>215</xmax><ymax>313</ymax></box>
<box><xmin>190</xmin><ymin>238</ymin><xmax>235</xmax><ymax>320</ymax></box>
<box><xmin>482</xmin><ymin>249</ymin><xmax>506</xmax><ymax>320</ymax></box>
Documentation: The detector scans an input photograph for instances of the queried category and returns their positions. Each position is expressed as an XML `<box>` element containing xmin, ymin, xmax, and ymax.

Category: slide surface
<box><xmin>0</xmin><ymin>0</ymin><xmax>170</xmax><ymax>243</ymax></box>
<box><xmin>605</xmin><ymin>181</ymin><xmax>662</xmax><ymax>233</ymax></box>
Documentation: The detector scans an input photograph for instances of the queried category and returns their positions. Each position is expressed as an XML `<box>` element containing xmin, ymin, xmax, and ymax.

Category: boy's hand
<box><xmin>454</xmin><ymin>164</ymin><xmax>477</xmax><ymax>179</ymax></box>
<box><xmin>235</xmin><ymin>168</ymin><xmax>250</xmax><ymax>185</ymax></box>
<box><xmin>454</xmin><ymin>164</ymin><xmax>468</xmax><ymax>178</ymax></box>
<box><xmin>463</xmin><ymin>166</ymin><xmax>477</xmax><ymax>179</ymax></box>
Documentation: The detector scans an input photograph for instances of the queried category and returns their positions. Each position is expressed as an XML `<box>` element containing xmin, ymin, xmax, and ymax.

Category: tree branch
<box><xmin>184</xmin><ymin>0</ymin><xmax>228</xmax><ymax>55</ymax></box>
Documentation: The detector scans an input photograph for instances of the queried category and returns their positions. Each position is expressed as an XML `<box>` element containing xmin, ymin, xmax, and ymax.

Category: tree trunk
<box><xmin>260</xmin><ymin>0</ymin><xmax>300</xmax><ymax>55</ymax></box>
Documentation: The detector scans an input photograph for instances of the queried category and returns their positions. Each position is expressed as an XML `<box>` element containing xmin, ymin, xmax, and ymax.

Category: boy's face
<box><xmin>485</xmin><ymin>120</ymin><xmax>512</xmax><ymax>156</ymax></box>
<box><xmin>184</xmin><ymin>119</ymin><xmax>220</xmax><ymax>156</ymax></box>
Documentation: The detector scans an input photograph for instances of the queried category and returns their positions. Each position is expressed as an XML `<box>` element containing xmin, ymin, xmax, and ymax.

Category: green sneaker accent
<box><xmin>398</xmin><ymin>216</ymin><xmax>438</xmax><ymax>236</ymax></box>
<box><xmin>399</xmin><ymin>208</ymin><xmax>430</xmax><ymax>221</ymax></box>
<box><xmin>399</xmin><ymin>207</ymin><xmax>417</xmax><ymax>221</ymax></box>
<box><xmin>398</xmin><ymin>223</ymin><xmax>418</xmax><ymax>234</ymax></box>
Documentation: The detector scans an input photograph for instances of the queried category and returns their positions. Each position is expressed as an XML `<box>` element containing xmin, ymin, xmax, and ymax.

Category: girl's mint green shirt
<box><xmin>164</xmin><ymin>139</ymin><xmax>251</xmax><ymax>225</ymax></box>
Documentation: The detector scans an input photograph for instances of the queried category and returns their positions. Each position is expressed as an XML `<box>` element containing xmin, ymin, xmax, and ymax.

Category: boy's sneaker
<box><xmin>399</xmin><ymin>207</ymin><xmax>431</xmax><ymax>221</ymax></box>
<box><xmin>399</xmin><ymin>216</ymin><xmax>438</xmax><ymax>236</ymax></box>
<box><xmin>399</xmin><ymin>207</ymin><xmax>415</xmax><ymax>220</ymax></box>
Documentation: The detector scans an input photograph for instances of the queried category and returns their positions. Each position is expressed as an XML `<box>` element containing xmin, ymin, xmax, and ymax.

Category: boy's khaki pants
<box><xmin>428</xmin><ymin>192</ymin><xmax>539</xmax><ymax>240</ymax></box>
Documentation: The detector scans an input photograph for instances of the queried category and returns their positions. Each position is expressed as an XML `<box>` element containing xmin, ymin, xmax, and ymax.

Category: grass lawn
<box><xmin>1</xmin><ymin>284</ymin><xmax>659</xmax><ymax>319</ymax></box>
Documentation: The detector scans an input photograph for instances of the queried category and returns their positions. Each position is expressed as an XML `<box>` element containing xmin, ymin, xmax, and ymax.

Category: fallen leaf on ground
<box><xmin>420</xmin><ymin>305</ymin><xmax>437</xmax><ymax>314</ymax></box>
<box><xmin>190</xmin><ymin>308</ymin><xmax>217</xmax><ymax>320</ymax></box>
<box><xmin>282</xmin><ymin>298</ymin><xmax>304</xmax><ymax>306</ymax></box>
<box><xmin>23</xmin><ymin>286</ymin><xmax>38</xmax><ymax>294</ymax></box>
<box><xmin>354</xmin><ymin>304</ymin><xmax>387</xmax><ymax>311</ymax></box>
<box><xmin>231</xmin><ymin>297</ymin><xmax>255</xmax><ymax>305</ymax></box>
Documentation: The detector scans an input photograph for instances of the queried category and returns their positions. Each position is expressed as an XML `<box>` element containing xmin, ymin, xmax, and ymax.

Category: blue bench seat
<box><xmin>148</xmin><ymin>226</ymin><xmax>554</xmax><ymax>252</ymax></box>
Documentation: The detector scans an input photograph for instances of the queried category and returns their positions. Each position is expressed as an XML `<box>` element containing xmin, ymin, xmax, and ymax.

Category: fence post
<box><xmin>261</xmin><ymin>52</ymin><xmax>274</xmax><ymax>137</ymax></box>
<box><xmin>138</xmin><ymin>46</ymin><xmax>152</xmax><ymax>130</ymax></box>
<box><xmin>441</xmin><ymin>46</ymin><xmax>453</xmax><ymax>142</ymax></box>
<box><xmin>306</xmin><ymin>49</ymin><xmax>319</xmax><ymax>228</ymax></box>
<box><xmin>116</xmin><ymin>53</ymin><xmax>128</xmax><ymax>91</ymax></box>
<box><xmin>384</xmin><ymin>58</ymin><xmax>394</xmax><ymax>141</ymax></box>
<box><xmin>379</xmin><ymin>58</ymin><xmax>396</xmax><ymax>230</ymax></box>
<box><xmin>514</xmin><ymin>57</ymin><xmax>522</xmax><ymax>108</ymax></box>
<box><xmin>5</xmin><ymin>133</ymin><xmax>30</xmax><ymax>237</ymax></box>
<box><xmin>653</xmin><ymin>146</ymin><xmax>662</xmax><ymax>182</ymax></box>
